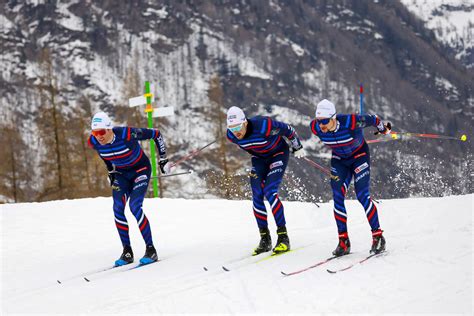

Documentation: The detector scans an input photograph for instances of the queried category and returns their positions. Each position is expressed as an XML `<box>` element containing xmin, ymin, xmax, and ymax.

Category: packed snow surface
<box><xmin>1</xmin><ymin>195</ymin><xmax>472</xmax><ymax>314</ymax></box>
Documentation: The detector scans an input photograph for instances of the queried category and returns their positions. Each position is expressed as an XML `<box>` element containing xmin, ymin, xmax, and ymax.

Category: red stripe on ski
<box><xmin>327</xmin><ymin>251</ymin><xmax>386</xmax><ymax>274</ymax></box>
<box><xmin>281</xmin><ymin>256</ymin><xmax>339</xmax><ymax>276</ymax></box>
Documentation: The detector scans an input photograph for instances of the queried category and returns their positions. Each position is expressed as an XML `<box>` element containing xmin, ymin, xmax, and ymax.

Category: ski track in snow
<box><xmin>1</xmin><ymin>195</ymin><xmax>472</xmax><ymax>314</ymax></box>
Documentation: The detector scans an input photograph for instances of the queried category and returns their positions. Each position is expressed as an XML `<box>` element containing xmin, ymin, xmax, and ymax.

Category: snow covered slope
<box><xmin>1</xmin><ymin>195</ymin><xmax>472</xmax><ymax>314</ymax></box>
<box><xmin>401</xmin><ymin>0</ymin><xmax>474</xmax><ymax>68</ymax></box>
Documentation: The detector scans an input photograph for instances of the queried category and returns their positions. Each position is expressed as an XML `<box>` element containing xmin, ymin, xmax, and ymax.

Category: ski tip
<box><xmin>281</xmin><ymin>271</ymin><xmax>289</xmax><ymax>276</ymax></box>
<box><xmin>222</xmin><ymin>266</ymin><xmax>230</xmax><ymax>272</ymax></box>
<box><xmin>203</xmin><ymin>267</ymin><xmax>208</xmax><ymax>271</ymax></box>
<box><xmin>327</xmin><ymin>269</ymin><xmax>336</xmax><ymax>274</ymax></box>
<box><xmin>84</xmin><ymin>277</ymin><xmax>90</xmax><ymax>282</ymax></box>
<box><xmin>57</xmin><ymin>280</ymin><xmax>62</xmax><ymax>284</ymax></box>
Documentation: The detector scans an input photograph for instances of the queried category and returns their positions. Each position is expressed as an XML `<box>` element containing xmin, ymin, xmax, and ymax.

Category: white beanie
<box><xmin>315</xmin><ymin>99</ymin><xmax>336</xmax><ymax>118</ymax></box>
<box><xmin>226</xmin><ymin>106</ymin><xmax>246</xmax><ymax>126</ymax></box>
<box><xmin>91</xmin><ymin>112</ymin><xmax>113</xmax><ymax>130</ymax></box>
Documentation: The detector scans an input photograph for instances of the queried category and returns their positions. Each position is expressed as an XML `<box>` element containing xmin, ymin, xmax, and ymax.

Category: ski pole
<box><xmin>388</xmin><ymin>132</ymin><xmax>467</xmax><ymax>142</ymax></box>
<box><xmin>302</xmin><ymin>157</ymin><xmax>339</xmax><ymax>181</ymax></box>
<box><xmin>297</xmin><ymin>188</ymin><xmax>321</xmax><ymax>208</ymax></box>
<box><xmin>151</xmin><ymin>170</ymin><xmax>193</xmax><ymax>179</ymax></box>
<box><xmin>366</xmin><ymin>137</ymin><xmax>401</xmax><ymax>144</ymax></box>
<box><xmin>169</xmin><ymin>140</ymin><xmax>217</xmax><ymax>169</ymax></box>
<box><xmin>296</xmin><ymin>158</ymin><xmax>381</xmax><ymax>205</ymax></box>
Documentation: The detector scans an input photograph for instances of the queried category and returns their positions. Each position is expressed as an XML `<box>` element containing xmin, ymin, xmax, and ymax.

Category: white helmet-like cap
<box><xmin>226</xmin><ymin>106</ymin><xmax>246</xmax><ymax>127</ymax></box>
<box><xmin>91</xmin><ymin>111</ymin><xmax>113</xmax><ymax>130</ymax></box>
<box><xmin>315</xmin><ymin>99</ymin><xmax>336</xmax><ymax>118</ymax></box>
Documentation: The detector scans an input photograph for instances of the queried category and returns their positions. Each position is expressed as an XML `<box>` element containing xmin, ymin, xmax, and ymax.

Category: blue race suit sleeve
<box><xmin>122</xmin><ymin>127</ymin><xmax>167</xmax><ymax>158</ymax></box>
<box><xmin>268</xmin><ymin>118</ymin><xmax>302</xmax><ymax>149</ymax></box>
<box><xmin>343</xmin><ymin>114</ymin><xmax>382</xmax><ymax>130</ymax></box>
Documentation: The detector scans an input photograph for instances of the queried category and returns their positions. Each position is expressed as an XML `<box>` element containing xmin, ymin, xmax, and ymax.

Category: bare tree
<box><xmin>205</xmin><ymin>73</ymin><xmax>247</xmax><ymax>198</ymax></box>
<box><xmin>35</xmin><ymin>48</ymin><xmax>69</xmax><ymax>200</ymax></box>
<box><xmin>116</xmin><ymin>49</ymin><xmax>143</xmax><ymax>127</ymax></box>
<box><xmin>60</xmin><ymin>95</ymin><xmax>112</xmax><ymax>198</ymax></box>
<box><xmin>0</xmin><ymin>115</ymin><xmax>34</xmax><ymax>202</ymax></box>
<box><xmin>0</xmin><ymin>125</ymin><xmax>19</xmax><ymax>202</ymax></box>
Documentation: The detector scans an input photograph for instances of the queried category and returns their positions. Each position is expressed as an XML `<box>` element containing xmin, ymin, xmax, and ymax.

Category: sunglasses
<box><xmin>92</xmin><ymin>129</ymin><xmax>107</xmax><ymax>137</ymax></box>
<box><xmin>316</xmin><ymin>114</ymin><xmax>335</xmax><ymax>125</ymax></box>
<box><xmin>228</xmin><ymin>123</ymin><xmax>244</xmax><ymax>133</ymax></box>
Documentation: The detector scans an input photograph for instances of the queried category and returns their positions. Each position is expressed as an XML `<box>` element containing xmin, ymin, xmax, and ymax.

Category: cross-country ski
<box><xmin>326</xmin><ymin>252</ymin><xmax>387</xmax><ymax>274</ymax></box>
<box><xmin>281</xmin><ymin>256</ymin><xmax>339</xmax><ymax>276</ymax></box>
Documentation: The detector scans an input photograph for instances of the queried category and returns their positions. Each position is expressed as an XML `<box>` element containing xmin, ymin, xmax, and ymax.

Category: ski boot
<box><xmin>140</xmin><ymin>244</ymin><xmax>158</xmax><ymax>265</ymax></box>
<box><xmin>115</xmin><ymin>245</ymin><xmax>134</xmax><ymax>266</ymax></box>
<box><xmin>253</xmin><ymin>227</ymin><xmax>272</xmax><ymax>256</ymax></box>
<box><xmin>332</xmin><ymin>232</ymin><xmax>351</xmax><ymax>257</ymax></box>
<box><xmin>370</xmin><ymin>229</ymin><xmax>386</xmax><ymax>254</ymax></box>
<box><xmin>273</xmin><ymin>226</ymin><xmax>290</xmax><ymax>255</ymax></box>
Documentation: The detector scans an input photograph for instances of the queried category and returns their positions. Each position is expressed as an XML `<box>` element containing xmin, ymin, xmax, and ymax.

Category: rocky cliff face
<box><xmin>1</xmin><ymin>0</ymin><xmax>472</xmax><ymax>202</ymax></box>
<box><xmin>401</xmin><ymin>0</ymin><xmax>473</xmax><ymax>69</ymax></box>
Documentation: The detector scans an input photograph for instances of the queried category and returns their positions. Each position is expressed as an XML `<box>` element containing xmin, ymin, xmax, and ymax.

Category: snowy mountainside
<box><xmin>0</xmin><ymin>1</ymin><xmax>473</xmax><ymax>202</ymax></box>
<box><xmin>1</xmin><ymin>195</ymin><xmax>472</xmax><ymax>314</ymax></box>
<box><xmin>401</xmin><ymin>0</ymin><xmax>474</xmax><ymax>68</ymax></box>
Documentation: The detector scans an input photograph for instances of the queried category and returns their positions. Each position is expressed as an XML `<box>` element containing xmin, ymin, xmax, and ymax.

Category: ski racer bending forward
<box><xmin>226</xmin><ymin>106</ymin><xmax>306</xmax><ymax>255</ymax></box>
<box><xmin>309</xmin><ymin>99</ymin><xmax>391</xmax><ymax>256</ymax></box>
<box><xmin>88</xmin><ymin>112</ymin><xmax>170</xmax><ymax>266</ymax></box>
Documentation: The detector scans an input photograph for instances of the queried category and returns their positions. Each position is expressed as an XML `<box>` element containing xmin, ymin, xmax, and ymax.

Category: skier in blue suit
<box><xmin>88</xmin><ymin>112</ymin><xmax>170</xmax><ymax>266</ymax></box>
<box><xmin>309</xmin><ymin>99</ymin><xmax>390</xmax><ymax>256</ymax></box>
<box><xmin>226</xmin><ymin>106</ymin><xmax>306</xmax><ymax>255</ymax></box>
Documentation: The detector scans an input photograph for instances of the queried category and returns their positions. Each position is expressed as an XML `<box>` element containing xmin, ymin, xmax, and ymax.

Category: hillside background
<box><xmin>1</xmin><ymin>0</ymin><xmax>472</xmax><ymax>203</ymax></box>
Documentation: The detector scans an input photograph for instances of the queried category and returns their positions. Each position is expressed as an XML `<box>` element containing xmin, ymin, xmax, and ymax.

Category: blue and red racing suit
<box><xmin>310</xmin><ymin>114</ymin><xmax>383</xmax><ymax>234</ymax></box>
<box><xmin>88</xmin><ymin>127</ymin><xmax>167</xmax><ymax>247</ymax></box>
<box><xmin>227</xmin><ymin>116</ymin><xmax>302</xmax><ymax>229</ymax></box>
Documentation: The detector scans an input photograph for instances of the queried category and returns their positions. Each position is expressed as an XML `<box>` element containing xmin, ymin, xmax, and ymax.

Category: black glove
<box><xmin>291</xmin><ymin>143</ymin><xmax>303</xmax><ymax>153</ymax></box>
<box><xmin>159</xmin><ymin>158</ymin><xmax>170</xmax><ymax>174</ymax></box>
<box><xmin>289</xmin><ymin>137</ymin><xmax>303</xmax><ymax>153</ymax></box>
<box><xmin>107</xmin><ymin>165</ymin><xmax>121</xmax><ymax>186</ymax></box>
<box><xmin>107</xmin><ymin>172</ymin><xmax>116</xmax><ymax>186</ymax></box>
<box><xmin>374</xmin><ymin>122</ymin><xmax>392</xmax><ymax>135</ymax></box>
